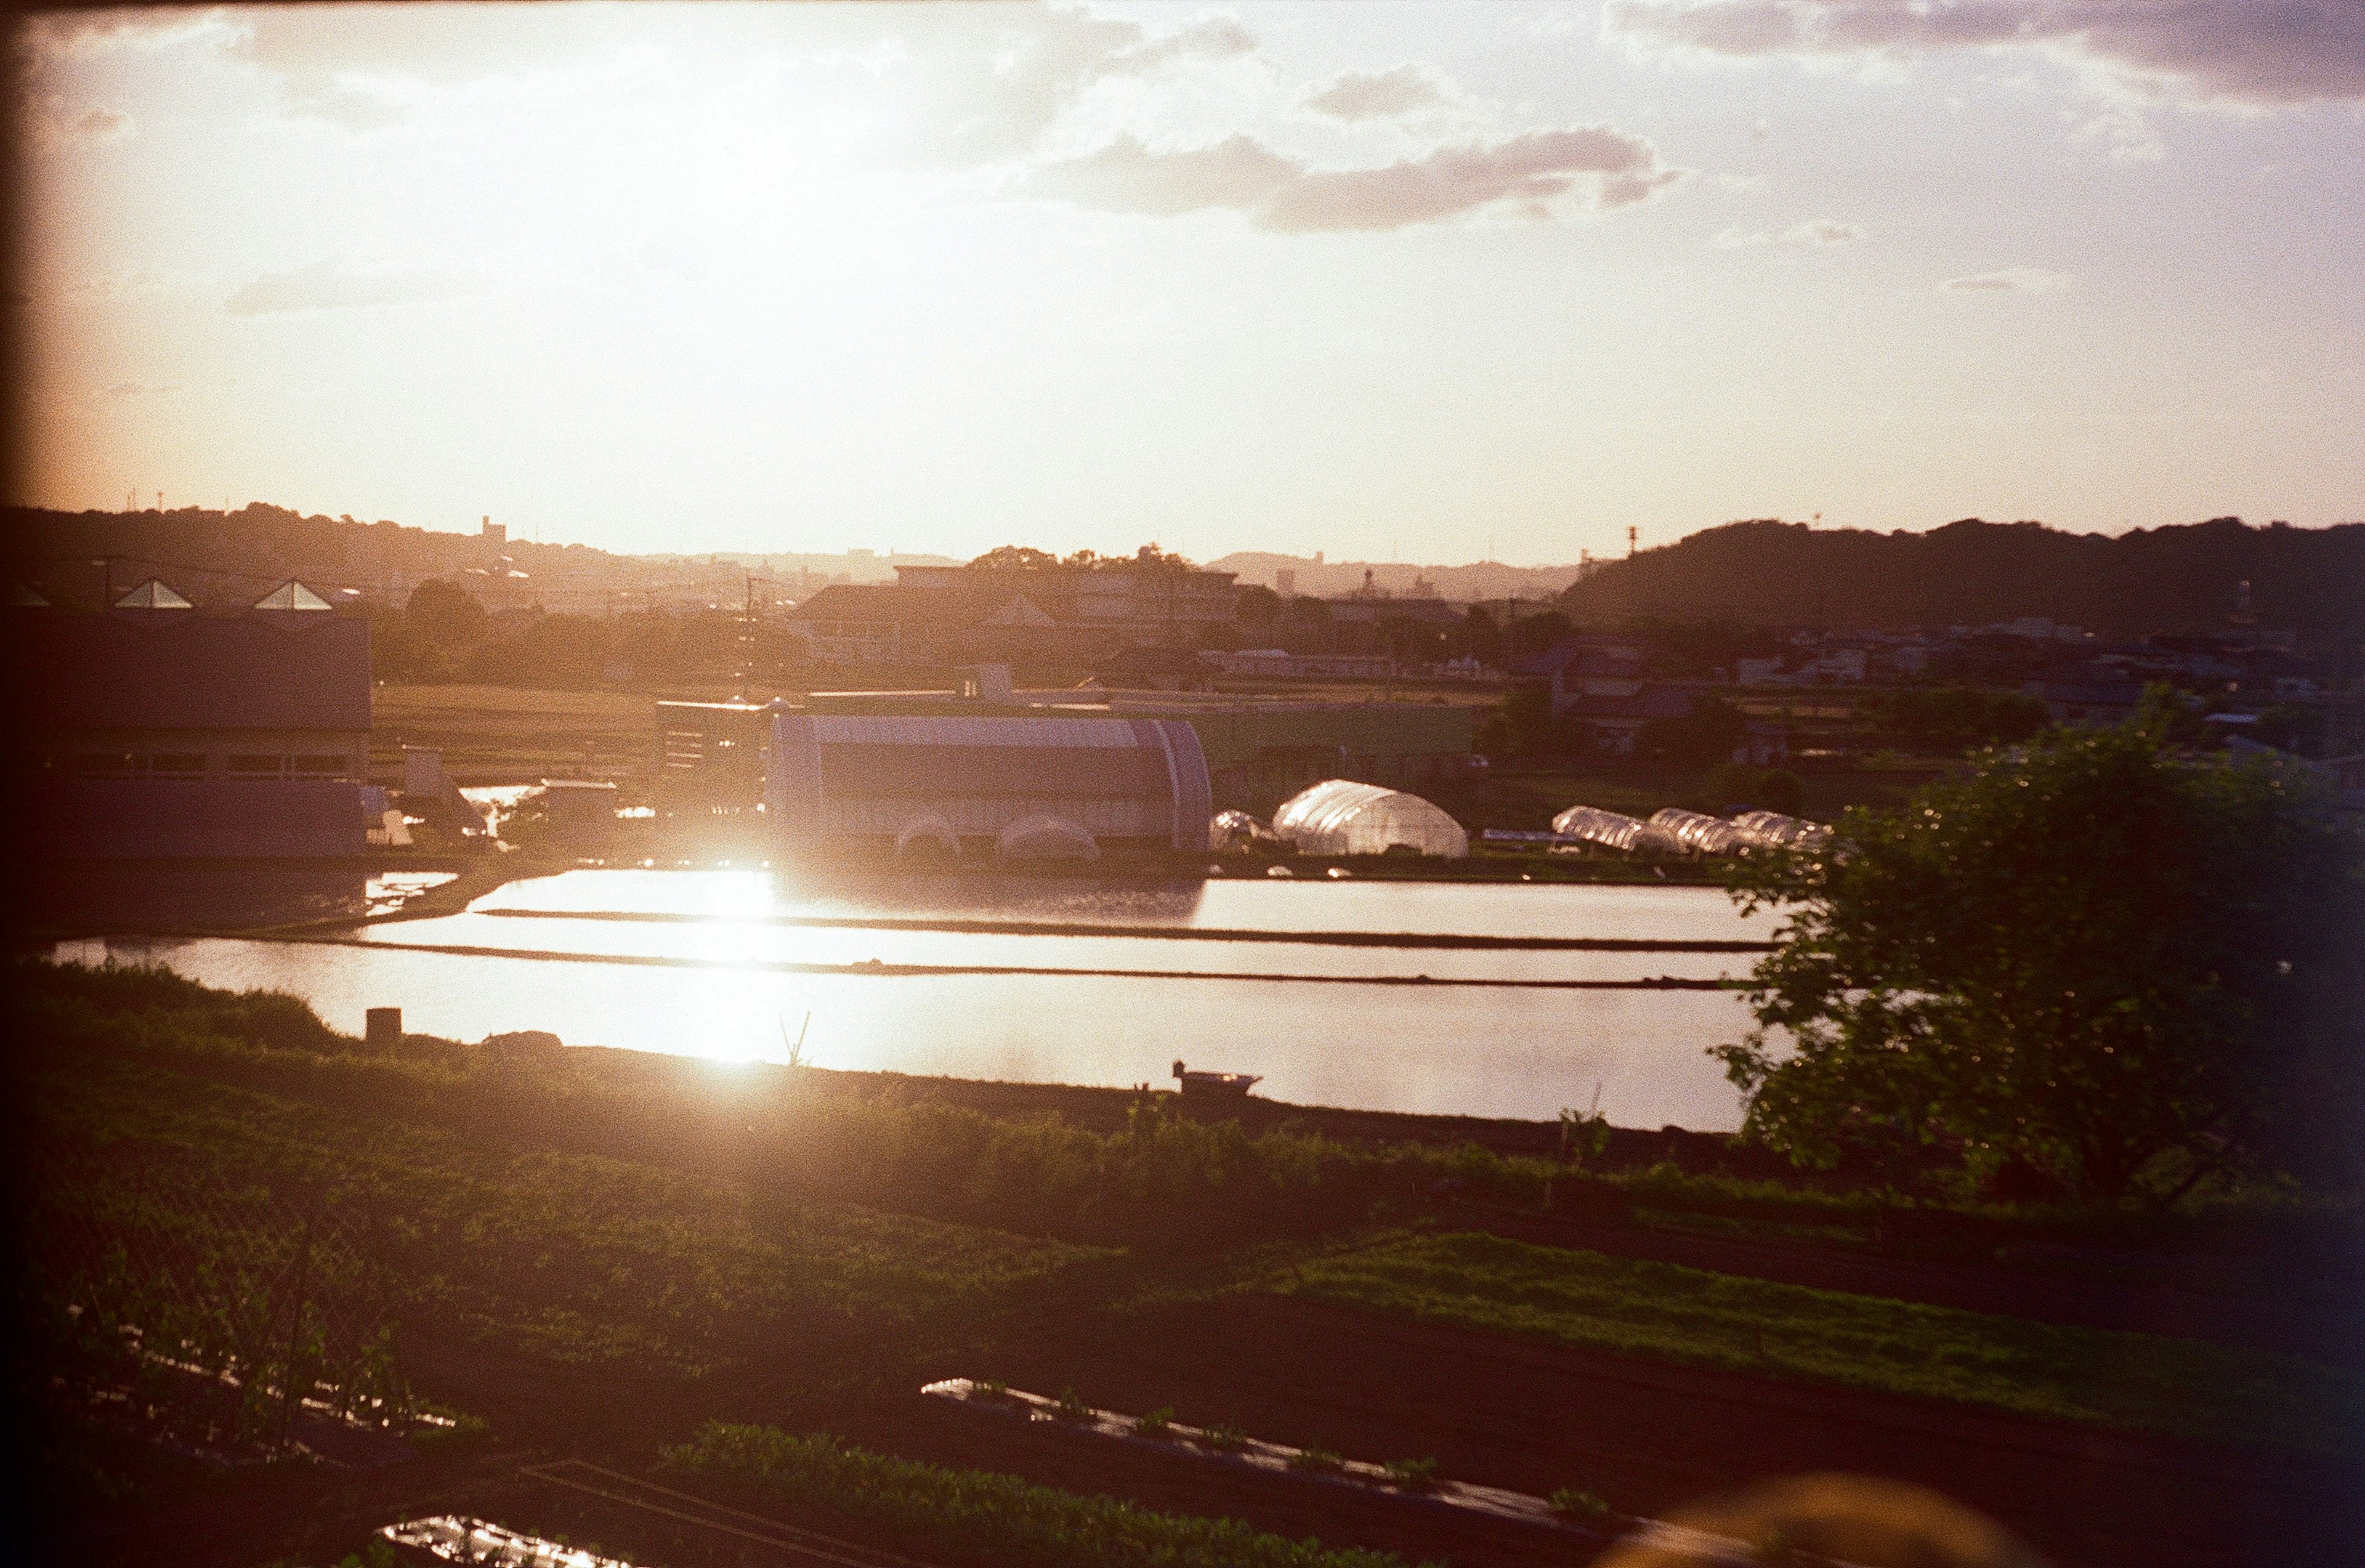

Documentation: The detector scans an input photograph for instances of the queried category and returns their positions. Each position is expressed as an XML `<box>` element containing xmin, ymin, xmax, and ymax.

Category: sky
<box><xmin>12</xmin><ymin>1</ymin><xmax>2364</xmax><ymax>563</ymax></box>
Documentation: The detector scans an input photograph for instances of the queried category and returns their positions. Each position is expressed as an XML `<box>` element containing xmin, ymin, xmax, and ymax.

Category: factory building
<box><xmin>11</xmin><ymin>584</ymin><xmax>376</xmax><ymax>857</ymax></box>
<box><xmin>762</xmin><ymin>711</ymin><xmax>1211</xmax><ymax>857</ymax></box>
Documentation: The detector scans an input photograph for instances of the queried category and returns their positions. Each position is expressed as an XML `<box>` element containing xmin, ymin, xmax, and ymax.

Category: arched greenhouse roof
<box><xmin>1552</xmin><ymin>804</ymin><xmax>1683</xmax><ymax>855</ymax></box>
<box><xmin>1648</xmin><ymin>807</ymin><xmax>1747</xmax><ymax>855</ymax></box>
<box><xmin>1729</xmin><ymin>809</ymin><xmax>1831</xmax><ymax>849</ymax></box>
<box><xmin>1272</xmin><ymin>780</ymin><xmax>1469</xmax><ymax>859</ymax></box>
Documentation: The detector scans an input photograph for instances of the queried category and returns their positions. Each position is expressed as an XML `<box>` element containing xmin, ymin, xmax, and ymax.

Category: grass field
<box><xmin>28</xmin><ymin>1049</ymin><xmax>1108</xmax><ymax>1381</ymax></box>
<box><xmin>1270</xmin><ymin>1231</ymin><xmax>2363</xmax><ymax>1457</ymax></box>
<box><xmin>666</xmin><ymin>1423</ymin><xmax>1420</xmax><ymax>1568</ymax></box>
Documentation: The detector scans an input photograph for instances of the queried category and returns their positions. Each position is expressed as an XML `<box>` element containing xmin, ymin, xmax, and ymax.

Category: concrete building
<box><xmin>12</xmin><ymin>585</ymin><xmax>376</xmax><ymax>857</ymax></box>
<box><xmin>786</xmin><ymin>558</ymin><xmax>1242</xmax><ymax>670</ymax></box>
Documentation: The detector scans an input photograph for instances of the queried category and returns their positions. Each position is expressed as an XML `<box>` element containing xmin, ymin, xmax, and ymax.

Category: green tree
<box><xmin>969</xmin><ymin>546</ymin><xmax>1061</xmax><ymax>571</ymax></box>
<box><xmin>403</xmin><ymin>578</ymin><xmax>488</xmax><ymax>647</ymax></box>
<box><xmin>1717</xmin><ymin>723</ymin><xmax>2365</xmax><ymax>1200</ymax></box>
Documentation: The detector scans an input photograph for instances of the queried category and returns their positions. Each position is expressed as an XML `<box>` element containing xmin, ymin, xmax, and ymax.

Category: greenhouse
<box><xmin>1209</xmin><ymin>809</ymin><xmax>1286</xmax><ymax>853</ymax></box>
<box><xmin>1648</xmin><ymin>807</ymin><xmax>1748</xmax><ymax>855</ymax></box>
<box><xmin>1550</xmin><ymin>804</ymin><xmax>1683</xmax><ymax>855</ymax></box>
<box><xmin>1729</xmin><ymin>809</ymin><xmax>1831</xmax><ymax>849</ymax></box>
<box><xmin>1271</xmin><ymin>780</ymin><xmax>1469</xmax><ymax>859</ymax></box>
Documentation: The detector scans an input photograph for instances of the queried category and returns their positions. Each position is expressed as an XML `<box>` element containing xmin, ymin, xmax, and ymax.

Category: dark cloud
<box><xmin>1303</xmin><ymin>65</ymin><xmax>1445</xmax><ymax>121</ymax></box>
<box><xmin>1604</xmin><ymin>1</ymin><xmax>2365</xmax><ymax>105</ymax></box>
<box><xmin>1024</xmin><ymin>124</ymin><xmax>1683</xmax><ymax>232</ymax></box>
<box><xmin>225</xmin><ymin>257</ymin><xmax>488</xmax><ymax>317</ymax></box>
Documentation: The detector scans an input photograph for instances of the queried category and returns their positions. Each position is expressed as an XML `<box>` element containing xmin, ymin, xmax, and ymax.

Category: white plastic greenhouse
<box><xmin>1271</xmin><ymin>780</ymin><xmax>1470</xmax><ymax>859</ymax></box>
<box><xmin>1647</xmin><ymin>807</ymin><xmax>1748</xmax><ymax>855</ymax></box>
<box><xmin>1550</xmin><ymin>804</ymin><xmax>1684</xmax><ymax>855</ymax></box>
<box><xmin>1729</xmin><ymin>809</ymin><xmax>1831</xmax><ymax>849</ymax></box>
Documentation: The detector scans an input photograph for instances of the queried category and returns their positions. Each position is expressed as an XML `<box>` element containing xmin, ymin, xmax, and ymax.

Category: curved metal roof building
<box><xmin>763</xmin><ymin>712</ymin><xmax>1211</xmax><ymax>855</ymax></box>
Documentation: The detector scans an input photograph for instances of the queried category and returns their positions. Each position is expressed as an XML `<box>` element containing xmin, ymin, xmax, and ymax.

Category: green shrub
<box><xmin>1199</xmin><ymin>1422</ymin><xmax>1248</xmax><ymax>1453</ymax></box>
<box><xmin>1054</xmin><ymin>1386</ymin><xmax>1090</xmax><ymax>1420</ymax></box>
<box><xmin>1548</xmin><ymin>1487</ymin><xmax>1610</xmax><ymax>1522</ymax></box>
<box><xmin>1287</xmin><ymin>1446</ymin><xmax>1343</xmax><ymax>1474</ymax></box>
<box><xmin>1382</xmin><ymin>1457</ymin><xmax>1439</xmax><ymax>1492</ymax></box>
<box><xmin>664</xmin><ymin>1425</ymin><xmax>1419</xmax><ymax>1568</ymax></box>
<box><xmin>1134</xmin><ymin>1405</ymin><xmax>1174</xmax><ymax>1437</ymax></box>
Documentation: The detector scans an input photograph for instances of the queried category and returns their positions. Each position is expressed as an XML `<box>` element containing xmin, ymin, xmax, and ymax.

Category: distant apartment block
<box><xmin>11</xmin><ymin>582</ymin><xmax>378</xmax><ymax>857</ymax></box>
<box><xmin>786</xmin><ymin>558</ymin><xmax>1240</xmax><ymax>668</ymax></box>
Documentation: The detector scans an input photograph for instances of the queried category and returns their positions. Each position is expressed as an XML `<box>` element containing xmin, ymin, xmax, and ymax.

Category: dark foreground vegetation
<box><xmin>665</xmin><ymin>1425</ymin><xmax>1416</xmax><ymax>1568</ymax></box>
<box><xmin>10</xmin><ymin>948</ymin><xmax>2362</xmax><ymax>1567</ymax></box>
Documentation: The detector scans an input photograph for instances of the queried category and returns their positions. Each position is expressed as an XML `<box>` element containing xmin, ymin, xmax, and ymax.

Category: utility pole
<box><xmin>1627</xmin><ymin>526</ymin><xmax>1639</xmax><ymax>558</ymax></box>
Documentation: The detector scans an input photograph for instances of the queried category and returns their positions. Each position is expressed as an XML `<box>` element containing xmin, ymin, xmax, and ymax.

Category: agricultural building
<box><xmin>763</xmin><ymin>711</ymin><xmax>1211</xmax><ymax>857</ymax></box>
<box><xmin>10</xmin><ymin>584</ymin><xmax>376</xmax><ymax>857</ymax></box>
<box><xmin>1649</xmin><ymin>807</ymin><xmax>1748</xmax><ymax>855</ymax></box>
<box><xmin>1271</xmin><ymin>779</ymin><xmax>1469</xmax><ymax>858</ymax></box>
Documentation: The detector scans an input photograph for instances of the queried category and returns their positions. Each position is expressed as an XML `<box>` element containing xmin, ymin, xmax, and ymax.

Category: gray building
<box><xmin>12</xmin><ymin>586</ymin><xmax>376</xmax><ymax>857</ymax></box>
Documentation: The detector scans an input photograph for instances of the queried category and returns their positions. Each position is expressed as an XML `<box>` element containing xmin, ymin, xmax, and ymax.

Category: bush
<box><xmin>1382</xmin><ymin>1457</ymin><xmax>1439</xmax><ymax>1492</ymax></box>
<box><xmin>1134</xmin><ymin>1405</ymin><xmax>1174</xmax><ymax>1437</ymax></box>
<box><xmin>664</xmin><ymin>1425</ymin><xmax>1418</xmax><ymax>1568</ymax></box>
<box><xmin>1548</xmin><ymin>1487</ymin><xmax>1611</xmax><ymax>1522</ymax></box>
<box><xmin>1199</xmin><ymin>1422</ymin><xmax>1248</xmax><ymax>1453</ymax></box>
<box><xmin>1287</xmin><ymin>1446</ymin><xmax>1344</xmax><ymax>1474</ymax></box>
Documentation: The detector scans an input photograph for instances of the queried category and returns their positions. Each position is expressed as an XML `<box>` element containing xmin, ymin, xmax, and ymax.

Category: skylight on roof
<box><xmin>255</xmin><ymin>580</ymin><xmax>333</xmax><ymax>611</ymax></box>
<box><xmin>115</xmin><ymin>578</ymin><xmax>193</xmax><ymax>609</ymax></box>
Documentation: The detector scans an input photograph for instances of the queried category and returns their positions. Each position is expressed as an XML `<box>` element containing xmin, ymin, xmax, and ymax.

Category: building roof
<box><xmin>789</xmin><ymin>581</ymin><xmax>1044</xmax><ymax>630</ymax></box>
<box><xmin>1561</xmin><ymin>685</ymin><xmax>1699</xmax><ymax>722</ymax></box>
<box><xmin>12</xmin><ymin>612</ymin><xmax>371</xmax><ymax>731</ymax></box>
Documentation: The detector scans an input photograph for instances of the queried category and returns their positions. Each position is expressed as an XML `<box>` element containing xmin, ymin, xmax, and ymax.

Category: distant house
<box><xmin>12</xmin><ymin>583</ymin><xmax>376</xmax><ymax>857</ymax></box>
<box><xmin>2028</xmin><ymin>666</ymin><xmax>2145</xmax><ymax>727</ymax></box>
<box><xmin>1091</xmin><ymin>645</ymin><xmax>1216</xmax><ymax>692</ymax></box>
<box><xmin>786</xmin><ymin>558</ymin><xmax>1240</xmax><ymax>669</ymax></box>
<box><xmin>1560</xmin><ymin>685</ymin><xmax>1699</xmax><ymax>755</ymax></box>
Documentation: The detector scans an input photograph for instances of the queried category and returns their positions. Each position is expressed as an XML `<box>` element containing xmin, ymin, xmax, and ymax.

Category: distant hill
<box><xmin>1</xmin><ymin>505</ymin><xmax>955</xmax><ymax>611</ymax></box>
<box><xmin>1209</xmin><ymin>552</ymin><xmax>1586</xmax><ymax>602</ymax></box>
<box><xmin>1558</xmin><ymin>518</ymin><xmax>2365</xmax><ymax>642</ymax></box>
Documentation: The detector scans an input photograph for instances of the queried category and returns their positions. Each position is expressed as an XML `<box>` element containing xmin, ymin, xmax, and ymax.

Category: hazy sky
<box><xmin>15</xmin><ymin>2</ymin><xmax>2363</xmax><ymax>562</ymax></box>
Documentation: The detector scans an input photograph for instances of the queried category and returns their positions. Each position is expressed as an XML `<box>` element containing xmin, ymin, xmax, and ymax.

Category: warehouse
<box><xmin>10</xmin><ymin>582</ymin><xmax>376</xmax><ymax>857</ymax></box>
<box><xmin>763</xmin><ymin>711</ymin><xmax>1211</xmax><ymax>857</ymax></box>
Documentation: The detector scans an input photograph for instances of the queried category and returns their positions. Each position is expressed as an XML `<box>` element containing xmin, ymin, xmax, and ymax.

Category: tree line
<box><xmin>1560</xmin><ymin>516</ymin><xmax>2365</xmax><ymax>641</ymax></box>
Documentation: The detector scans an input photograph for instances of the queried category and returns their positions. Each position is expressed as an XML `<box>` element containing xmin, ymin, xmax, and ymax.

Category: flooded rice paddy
<box><xmin>62</xmin><ymin>869</ymin><xmax>1784</xmax><ymax>1130</ymax></box>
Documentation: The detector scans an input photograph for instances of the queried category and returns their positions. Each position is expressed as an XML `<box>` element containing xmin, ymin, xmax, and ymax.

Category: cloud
<box><xmin>1795</xmin><ymin>217</ymin><xmax>1864</xmax><ymax>243</ymax></box>
<box><xmin>70</xmin><ymin>269</ymin><xmax>188</xmax><ymax>302</ymax></box>
<box><xmin>1022</xmin><ymin>133</ymin><xmax>1298</xmax><ymax>216</ymax></box>
<box><xmin>1603</xmin><ymin>1</ymin><xmax>2365</xmax><ymax>107</ymax></box>
<box><xmin>72</xmin><ymin>106</ymin><xmax>133</xmax><ymax>143</ymax></box>
<box><xmin>225</xmin><ymin>258</ymin><xmax>491</xmax><ymax>317</ymax></box>
<box><xmin>1714</xmin><ymin>217</ymin><xmax>1864</xmax><ymax>246</ymax></box>
<box><xmin>1303</xmin><ymin>65</ymin><xmax>1445</xmax><ymax>121</ymax></box>
<box><xmin>887</xmin><ymin>6</ymin><xmax>1264</xmax><ymax>168</ymax></box>
<box><xmin>1025</xmin><ymin>124</ymin><xmax>1683</xmax><ymax>232</ymax></box>
<box><xmin>1940</xmin><ymin>265</ymin><xmax>2076</xmax><ymax>292</ymax></box>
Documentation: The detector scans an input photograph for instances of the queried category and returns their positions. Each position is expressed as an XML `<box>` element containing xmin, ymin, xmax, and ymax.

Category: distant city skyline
<box><xmin>14</xmin><ymin>2</ymin><xmax>2363</xmax><ymax>562</ymax></box>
